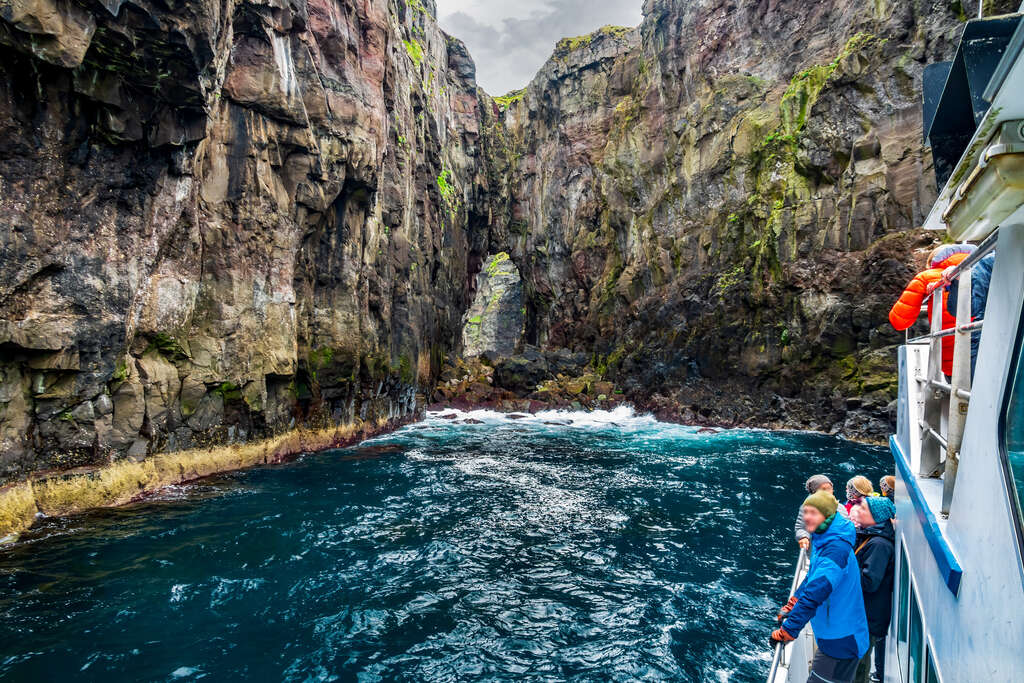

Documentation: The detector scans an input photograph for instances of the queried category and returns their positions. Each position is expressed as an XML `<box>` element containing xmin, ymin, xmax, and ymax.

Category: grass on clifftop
<box><xmin>555</xmin><ymin>25</ymin><xmax>632</xmax><ymax>55</ymax></box>
<box><xmin>494</xmin><ymin>88</ymin><xmax>525</xmax><ymax>111</ymax></box>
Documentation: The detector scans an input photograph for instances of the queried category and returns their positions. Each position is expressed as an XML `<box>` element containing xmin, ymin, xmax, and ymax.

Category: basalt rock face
<box><xmin>0</xmin><ymin>0</ymin><xmax>1007</xmax><ymax>482</ymax></box>
<box><xmin>0</xmin><ymin>0</ymin><xmax>501</xmax><ymax>480</ymax></box>
<box><xmin>496</xmin><ymin>0</ymin><xmax>1015</xmax><ymax>440</ymax></box>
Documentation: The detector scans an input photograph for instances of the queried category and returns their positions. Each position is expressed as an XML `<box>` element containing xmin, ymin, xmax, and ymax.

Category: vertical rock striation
<box><xmin>0</xmin><ymin>0</ymin><xmax>500</xmax><ymax>479</ymax></box>
<box><xmin>1</xmin><ymin>0</ymin><xmax>1014</xmax><ymax>486</ymax></box>
<box><xmin>461</xmin><ymin>252</ymin><xmax>524</xmax><ymax>358</ymax></box>
<box><xmin>496</xmin><ymin>0</ymin><xmax>1017</xmax><ymax>438</ymax></box>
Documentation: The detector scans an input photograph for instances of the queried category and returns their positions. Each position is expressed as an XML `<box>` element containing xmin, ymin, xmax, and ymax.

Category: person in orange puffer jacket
<box><xmin>888</xmin><ymin>244</ymin><xmax>976</xmax><ymax>377</ymax></box>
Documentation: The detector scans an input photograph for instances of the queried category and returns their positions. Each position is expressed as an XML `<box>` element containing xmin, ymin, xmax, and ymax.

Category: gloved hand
<box><xmin>798</xmin><ymin>538</ymin><xmax>810</xmax><ymax>551</ymax></box>
<box><xmin>776</xmin><ymin>596</ymin><xmax>798</xmax><ymax>622</ymax></box>
<box><xmin>769</xmin><ymin>628</ymin><xmax>795</xmax><ymax>648</ymax></box>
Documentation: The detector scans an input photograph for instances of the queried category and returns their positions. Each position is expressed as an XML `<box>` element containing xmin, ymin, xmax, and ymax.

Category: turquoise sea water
<box><xmin>0</xmin><ymin>408</ymin><xmax>887</xmax><ymax>682</ymax></box>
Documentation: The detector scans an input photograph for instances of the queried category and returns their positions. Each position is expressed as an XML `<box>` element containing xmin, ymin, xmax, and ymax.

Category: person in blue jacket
<box><xmin>772</xmin><ymin>489</ymin><xmax>870</xmax><ymax>683</ymax></box>
<box><xmin>945</xmin><ymin>251</ymin><xmax>996</xmax><ymax>378</ymax></box>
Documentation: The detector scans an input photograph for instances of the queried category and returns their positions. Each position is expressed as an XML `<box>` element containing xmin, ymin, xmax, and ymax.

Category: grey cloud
<box><xmin>438</xmin><ymin>1</ymin><xmax>643</xmax><ymax>95</ymax></box>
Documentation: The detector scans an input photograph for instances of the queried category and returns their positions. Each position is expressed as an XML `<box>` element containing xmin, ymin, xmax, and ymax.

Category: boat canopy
<box><xmin>923</xmin><ymin>14</ymin><xmax>1024</xmax><ymax>240</ymax></box>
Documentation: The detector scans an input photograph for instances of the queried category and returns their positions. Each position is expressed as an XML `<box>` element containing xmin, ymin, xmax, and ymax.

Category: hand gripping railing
<box><xmin>767</xmin><ymin>547</ymin><xmax>809</xmax><ymax>683</ymax></box>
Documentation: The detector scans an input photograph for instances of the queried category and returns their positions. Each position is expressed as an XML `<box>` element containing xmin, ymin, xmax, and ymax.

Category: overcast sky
<box><xmin>437</xmin><ymin>1</ymin><xmax>644</xmax><ymax>95</ymax></box>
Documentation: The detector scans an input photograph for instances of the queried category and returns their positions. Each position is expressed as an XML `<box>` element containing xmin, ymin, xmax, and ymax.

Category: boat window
<box><xmin>925</xmin><ymin>642</ymin><xmax>941</xmax><ymax>683</ymax></box>
<box><xmin>909</xmin><ymin>584</ymin><xmax>924</xmax><ymax>683</ymax></box>
<box><xmin>897</xmin><ymin>542</ymin><xmax>911</xmax><ymax>676</ymax></box>
<box><xmin>1002</xmin><ymin>309</ymin><xmax>1024</xmax><ymax>566</ymax></box>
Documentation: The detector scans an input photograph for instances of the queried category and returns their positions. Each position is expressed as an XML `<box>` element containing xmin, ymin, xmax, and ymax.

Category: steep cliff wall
<box><xmin>496</xmin><ymin>0</ymin><xmax>1014</xmax><ymax>438</ymax></box>
<box><xmin>1</xmin><ymin>0</ymin><xmax>1013</xmax><ymax>486</ymax></box>
<box><xmin>0</xmin><ymin>0</ymin><xmax>502</xmax><ymax>480</ymax></box>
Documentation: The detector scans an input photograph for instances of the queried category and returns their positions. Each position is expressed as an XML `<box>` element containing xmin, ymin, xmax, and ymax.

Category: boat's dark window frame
<box><xmin>925</xmin><ymin>636</ymin><xmax>941</xmax><ymax>683</ymax></box>
<box><xmin>998</xmin><ymin>296</ymin><xmax>1024</xmax><ymax>587</ymax></box>
<box><xmin>897</xmin><ymin>539</ymin><xmax>912</xmax><ymax>678</ymax></box>
<box><xmin>908</xmin><ymin>579</ymin><xmax>925</xmax><ymax>683</ymax></box>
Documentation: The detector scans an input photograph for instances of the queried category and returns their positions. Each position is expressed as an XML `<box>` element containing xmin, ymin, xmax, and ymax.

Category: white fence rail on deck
<box><xmin>767</xmin><ymin>548</ymin><xmax>811</xmax><ymax>683</ymax></box>
<box><xmin>909</xmin><ymin>231</ymin><xmax>997</xmax><ymax>514</ymax></box>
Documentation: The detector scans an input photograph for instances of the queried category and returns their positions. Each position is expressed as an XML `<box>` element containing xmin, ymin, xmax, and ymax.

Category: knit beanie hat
<box><xmin>805</xmin><ymin>474</ymin><xmax>832</xmax><ymax>494</ymax></box>
<box><xmin>847</xmin><ymin>475</ymin><xmax>874</xmax><ymax>499</ymax></box>
<box><xmin>866</xmin><ymin>495</ymin><xmax>896</xmax><ymax>523</ymax></box>
<box><xmin>803</xmin><ymin>490</ymin><xmax>839</xmax><ymax>518</ymax></box>
<box><xmin>880</xmin><ymin>476</ymin><xmax>895</xmax><ymax>496</ymax></box>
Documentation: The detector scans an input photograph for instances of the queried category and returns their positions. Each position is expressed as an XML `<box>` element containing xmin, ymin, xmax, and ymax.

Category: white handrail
<box><xmin>908</xmin><ymin>320</ymin><xmax>984</xmax><ymax>344</ymax></box>
<box><xmin>767</xmin><ymin>547</ymin><xmax>809</xmax><ymax>683</ymax></box>
<box><xmin>911</xmin><ymin>232</ymin><xmax>990</xmax><ymax>513</ymax></box>
<box><xmin>943</xmin><ymin>261</ymin><xmax>974</xmax><ymax>512</ymax></box>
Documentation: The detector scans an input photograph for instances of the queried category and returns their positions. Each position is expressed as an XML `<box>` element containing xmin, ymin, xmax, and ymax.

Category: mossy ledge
<box><xmin>555</xmin><ymin>25</ymin><xmax>633</xmax><ymax>56</ymax></box>
<box><xmin>0</xmin><ymin>417</ymin><xmax>408</xmax><ymax>542</ymax></box>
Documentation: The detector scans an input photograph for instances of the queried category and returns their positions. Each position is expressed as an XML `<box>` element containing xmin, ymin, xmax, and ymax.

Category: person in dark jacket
<box><xmin>945</xmin><ymin>251</ymin><xmax>996</xmax><ymax>378</ymax></box>
<box><xmin>851</xmin><ymin>496</ymin><xmax>896</xmax><ymax>683</ymax></box>
<box><xmin>773</xmin><ymin>490</ymin><xmax>870</xmax><ymax>683</ymax></box>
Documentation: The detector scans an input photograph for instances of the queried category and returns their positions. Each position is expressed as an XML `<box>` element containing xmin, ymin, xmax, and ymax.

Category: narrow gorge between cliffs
<box><xmin>0</xmin><ymin>2</ymin><xmax>1014</xmax><ymax>529</ymax></box>
<box><xmin>0</xmin><ymin>0</ymin><xmax>1005</xmax><ymax>679</ymax></box>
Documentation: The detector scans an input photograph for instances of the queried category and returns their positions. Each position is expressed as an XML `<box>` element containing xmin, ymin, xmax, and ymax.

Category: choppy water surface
<box><xmin>0</xmin><ymin>408</ymin><xmax>886</xmax><ymax>682</ymax></box>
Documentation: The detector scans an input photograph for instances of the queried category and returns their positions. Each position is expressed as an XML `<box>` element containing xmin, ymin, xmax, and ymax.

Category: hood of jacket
<box><xmin>930</xmin><ymin>244</ymin><xmax>975</xmax><ymax>268</ymax></box>
<box><xmin>857</xmin><ymin>519</ymin><xmax>895</xmax><ymax>544</ymax></box>
<box><xmin>813</xmin><ymin>509</ymin><xmax>857</xmax><ymax>552</ymax></box>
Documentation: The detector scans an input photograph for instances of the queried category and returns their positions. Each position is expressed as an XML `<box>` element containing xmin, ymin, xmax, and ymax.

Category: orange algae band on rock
<box><xmin>0</xmin><ymin>419</ymin><xmax>394</xmax><ymax>540</ymax></box>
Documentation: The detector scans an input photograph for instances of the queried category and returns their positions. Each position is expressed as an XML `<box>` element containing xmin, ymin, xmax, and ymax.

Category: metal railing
<box><xmin>912</xmin><ymin>232</ymin><xmax>997</xmax><ymax>514</ymax></box>
<box><xmin>908</xmin><ymin>320</ymin><xmax>984</xmax><ymax>344</ymax></box>
<box><xmin>767</xmin><ymin>547</ymin><xmax>809</xmax><ymax>683</ymax></box>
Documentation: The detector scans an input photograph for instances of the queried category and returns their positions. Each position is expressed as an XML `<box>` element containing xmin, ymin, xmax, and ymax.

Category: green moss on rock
<box><xmin>555</xmin><ymin>25</ymin><xmax>632</xmax><ymax>55</ymax></box>
<box><xmin>494</xmin><ymin>88</ymin><xmax>525</xmax><ymax>111</ymax></box>
<box><xmin>404</xmin><ymin>39</ymin><xmax>424</xmax><ymax>68</ymax></box>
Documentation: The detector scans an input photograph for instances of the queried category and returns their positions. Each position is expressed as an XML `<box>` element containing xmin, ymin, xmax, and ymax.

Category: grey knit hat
<box><xmin>805</xmin><ymin>474</ymin><xmax>832</xmax><ymax>494</ymax></box>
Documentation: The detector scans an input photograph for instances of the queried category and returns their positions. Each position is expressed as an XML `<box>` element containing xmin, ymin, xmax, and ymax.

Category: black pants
<box><xmin>854</xmin><ymin>635</ymin><xmax>886</xmax><ymax>683</ymax></box>
<box><xmin>807</xmin><ymin>650</ymin><xmax>859</xmax><ymax>683</ymax></box>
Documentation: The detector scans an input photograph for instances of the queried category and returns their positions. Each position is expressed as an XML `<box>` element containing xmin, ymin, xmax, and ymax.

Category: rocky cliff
<box><xmin>0</xmin><ymin>0</ymin><xmax>503</xmax><ymax>481</ymax></box>
<box><xmin>0</xmin><ymin>0</ymin><xmax>1010</xmax><ymax>487</ymax></box>
<box><xmin>494</xmin><ymin>0</ymin><xmax>1016</xmax><ymax>437</ymax></box>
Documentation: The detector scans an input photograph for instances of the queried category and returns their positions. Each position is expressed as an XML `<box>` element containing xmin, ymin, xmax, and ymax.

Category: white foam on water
<box><xmin>170</xmin><ymin>666</ymin><xmax>204</xmax><ymax>679</ymax></box>
<box><xmin>424</xmin><ymin>405</ymin><xmax>668</xmax><ymax>431</ymax></box>
<box><xmin>359</xmin><ymin>405</ymin><xmax>768</xmax><ymax>450</ymax></box>
<box><xmin>169</xmin><ymin>583</ymin><xmax>190</xmax><ymax>603</ymax></box>
<box><xmin>413</xmin><ymin>405</ymin><xmax>755</xmax><ymax>445</ymax></box>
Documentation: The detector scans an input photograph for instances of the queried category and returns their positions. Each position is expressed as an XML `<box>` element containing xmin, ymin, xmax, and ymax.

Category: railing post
<box><xmin>919</xmin><ymin>289</ymin><xmax>947</xmax><ymax>477</ymax></box>
<box><xmin>943</xmin><ymin>268</ymin><xmax>973</xmax><ymax>514</ymax></box>
<box><xmin>767</xmin><ymin>548</ymin><xmax>809</xmax><ymax>683</ymax></box>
